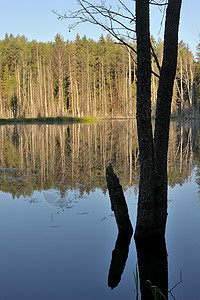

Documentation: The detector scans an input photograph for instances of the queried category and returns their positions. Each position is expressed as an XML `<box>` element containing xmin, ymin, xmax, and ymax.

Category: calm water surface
<box><xmin>0</xmin><ymin>120</ymin><xmax>199</xmax><ymax>300</ymax></box>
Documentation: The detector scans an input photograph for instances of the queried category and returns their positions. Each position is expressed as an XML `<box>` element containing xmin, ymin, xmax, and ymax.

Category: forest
<box><xmin>0</xmin><ymin>33</ymin><xmax>199</xmax><ymax>119</ymax></box>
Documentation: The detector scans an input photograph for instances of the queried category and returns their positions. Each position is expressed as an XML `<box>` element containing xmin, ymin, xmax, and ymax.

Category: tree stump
<box><xmin>106</xmin><ymin>163</ymin><xmax>133</xmax><ymax>235</ymax></box>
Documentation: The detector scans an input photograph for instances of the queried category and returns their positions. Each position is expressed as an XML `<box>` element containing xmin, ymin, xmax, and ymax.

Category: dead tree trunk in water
<box><xmin>106</xmin><ymin>163</ymin><xmax>133</xmax><ymax>235</ymax></box>
<box><xmin>106</xmin><ymin>163</ymin><xmax>133</xmax><ymax>290</ymax></box>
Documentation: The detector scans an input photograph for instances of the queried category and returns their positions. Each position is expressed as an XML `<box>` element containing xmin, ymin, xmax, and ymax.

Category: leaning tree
<box><xmin>55</xmin><ymin>0</ymin><xmax>182</xmax><ymax>239</ymax></box>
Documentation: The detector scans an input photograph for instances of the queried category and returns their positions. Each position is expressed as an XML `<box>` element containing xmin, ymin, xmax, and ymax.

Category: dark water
<box><xmin>0</xmin><ymin>120</ymin><xmax>199</xmax><ymax>299</ymax></box>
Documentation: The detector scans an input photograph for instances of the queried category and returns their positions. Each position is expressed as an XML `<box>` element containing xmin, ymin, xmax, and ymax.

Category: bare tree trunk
<box><xmin>43</xmin><ymin>64</ymin><xmax>48</xmax><ymax>117</ymax></box>
<box><xmin>29</xmin><ymin>69</ymin><xmax>34</xmax><ymax>117</ymax></box>
<box><xmin>16</xmin><ymin>65</ymin><xmax>22</xmax><ymax>117</ymax></box>
<box><xmin>135</xmin><ymin>0</ymin><xmax>182</xmax><ymax>239</ymax></box>
<box><xmin>87</xmin><ymin>51</ymin><xmax>90</xmax><ymax>116</ymax></box>
<box><xmin>135</xmin><ymin>0</ymin><xmax>156</xmax><ymax>239</ymax></box>
<box><xmin>22</xmin><ymin>61</ymin><xmax>27</xmax><ymax>117</ymax></box>
<box><xmin>106</xmin><ymin>164</ymin><xmax>133</xmax><ymax>234</ymax></box>
<box><xmin>190</xmin><ymin>60</ymin><xmax>195</xmax><ymax>116</ymax></box>
<box><xmin>128</xmin><ymin>50</ymin><xmax>132</xmax><ymax>116</ymax></box>
<box><xmin>93</xmin><ymin>74</ymin><xmax>97</xmax><ymax>116</ymax></box>
<box><xmin>125</xmin><ymin>68</ymin><xmax>128</xmax><ymax>115</ymax></box>
<box><xmin>37</xmin><ymin>48</ymin><xmax>43</xmax><ymax>117</ymax></box>
<box><xmin>69</xmin><ymin>56</ymin><xmax>75</xmax><ymax>117</ymax></box>
<box><xmin>180</xmin><ymin>57</ymin><xmax>184</xmax><ymax>114</ymax></box>
<box><xmin>153</xmin><ymin>0</ymin><xmax>182</xmax><ymax>236</ymax></box>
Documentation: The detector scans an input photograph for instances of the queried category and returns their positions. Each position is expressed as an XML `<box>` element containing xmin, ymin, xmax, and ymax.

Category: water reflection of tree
<box><xmin>168</xmin><ymin>121</ymin><xmax>195</xmax><ymax>187</ymax></box>
<box><xmin>0</xmin><ymin>121</ymin><xmax>139</xmax><ymax>197</ymax></box>
<box><xmin>192</xmin><ymin>121</ymin><xmax>200</xmax><ymax>200</ymax></box>
<box><xmin>135</xmin><ymin>237</ymin><xmax>168</xmax><ymax>300</ymax></box>
<box><xmin>106</xmin><ymin>165</ymin><xmax>168</xmax><ymax>299</ymax></box>
<box><xmin>108</xmin><ymin>232</ymin><xmax>133</xmax><ymax>290</ymax></box>
<box><xmin>0</xmin><ymin>120</ymin><xmax>198</xmax><ymax>198</ymax></box>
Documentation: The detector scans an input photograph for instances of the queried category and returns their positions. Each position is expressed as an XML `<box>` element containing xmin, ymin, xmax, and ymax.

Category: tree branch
<box><xmin>151</xmin><ymin>42</ymin><xmax>161</xmax><ymax>73</ymax></box>
<box><xmin>53</xmin><ymin>0</ymin><xmax>162</xmax><ymax>78</ymax></box>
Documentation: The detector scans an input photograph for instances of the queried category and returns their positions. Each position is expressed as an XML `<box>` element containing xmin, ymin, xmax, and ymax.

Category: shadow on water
<box><xmin>0</xmin><ymin>119</ymin><xmax>198</xmax><ymax>298</ymax></box>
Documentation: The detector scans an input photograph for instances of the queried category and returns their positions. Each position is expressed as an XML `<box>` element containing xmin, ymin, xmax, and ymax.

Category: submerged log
<box><xmin>106</xmin><ymin>163</ymin><xmax>133</xmax><ymax>235</ymax></box>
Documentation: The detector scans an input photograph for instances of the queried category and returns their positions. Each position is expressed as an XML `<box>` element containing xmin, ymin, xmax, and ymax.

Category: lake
<box><xmin>0</xmin><ymin>120</ymin><xmax>199</xmax><ymax>300</ymax></box>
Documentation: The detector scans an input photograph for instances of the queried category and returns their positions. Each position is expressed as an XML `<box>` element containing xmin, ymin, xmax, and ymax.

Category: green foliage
<box><xmin>0</xmin><ymin>116</ymin><xmax>100</xmax><ymax>124</ymax></box>
<box><xmin>194</xmin><ymin>36</ymin><xmax>200</xmax><ymax>113</ymax></box>
<box><xmin>196</xmin><ymin>36</ymin><xmax>200</xmax><ymax>61</ymax></box>
<box><xmin>195</xmin><ymin>60</ymin><xmax>200</xmax><ymax>103</ymax></box>
<box><xmin>0</xmin><ymin>33</ymin><xmax>197</xmax><ymax>118</ymax></box>
<box><xmin>147</xmin><ymin>281</ymin><xmax>167</xmax><ymax>300</ymax></box>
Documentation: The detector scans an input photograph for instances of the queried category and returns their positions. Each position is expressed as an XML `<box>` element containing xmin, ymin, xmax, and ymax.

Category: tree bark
<box><xmin>135</xmin><ymin>0</ymin><xmax>182</xmax><ymax>239</ymax></box>
<box><xmin>134</xmin><ymin>0</ymin><xmax>156</xmax><ymax>239</ymax></box>
<box><xmin>154</xmin><ymin>0</ymin><xmax>182</xmax><ymax>235</ymax></box>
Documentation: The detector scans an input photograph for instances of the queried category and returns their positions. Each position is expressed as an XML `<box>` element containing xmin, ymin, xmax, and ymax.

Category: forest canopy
<box><xmin>0</xmin><ymin>33</ymin><xmax>199</xmax><ymax>119</ymax></box>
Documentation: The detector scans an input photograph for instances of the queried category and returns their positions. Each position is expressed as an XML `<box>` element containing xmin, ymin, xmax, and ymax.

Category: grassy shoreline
<box><xmin>0</xmin><ymin>116</ymin><xmax>101</xmax><ymax>125</ymax></box>
<box><xmin>0</xmin><ymin>114</ymin><xmax>198</xmax><ymax>125</ymax></box>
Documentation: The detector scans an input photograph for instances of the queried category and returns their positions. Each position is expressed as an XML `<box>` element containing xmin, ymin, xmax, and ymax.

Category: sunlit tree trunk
<box><xmin>16</xmin><ymin>64</ymin><xmax>22</xmax><ymax>117</ymax></box>
<box><xmin>93</xmin><ymin>74</ymin><xmax>97</xmax><ymax>116</ymax></box>
<box><xmin>36</xmin><ymin>47</ymin><xmax>43</xmax><ymax>117</ymax></box>
<box><xmin>128</xmin><ymin>50</ymin><xmax>132</xmax><ymax>116</ymax></box>
<box><xmin>43</xmin><ymin>64</ymin><xmax>48</xmax><ymax>117</ymax></box>
<box><xmin>180</xmin><ymin>57</ymin><xmax>184</xmax><ymax>114</ymax></box>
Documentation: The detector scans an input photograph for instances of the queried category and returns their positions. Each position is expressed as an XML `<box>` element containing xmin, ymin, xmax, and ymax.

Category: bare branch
<box><xmin>168</xmin><ymin>271</ymin><xmax>183</xmax><ymax>299</ymax></box>
<box><xmin>79</xmin><ymin>0</ymin><xmax>136</xmax><ymax>34</ymax></box>
<box><xmin>53</xmin><ymin>0</ymin><xmax>161</xmax><ymax>78</ymax></box>
<box><xmin>150</xmin><ymin>43</ymin><xmax>161</xmax><ymax>73</ymax></box>
<box><xmin>118</xmin><ymin>0</ymin><xmax>135</xmax><ymax>20</ymax></box>
<box><xmin>152</xmin><ymin>70</ymin><xmax>160</xmax><ymax>79</ymax></box>
<box><xmin>53</xmin><ymin>0</ymin><xmax>136</xmax><ymax>43</ymax></box>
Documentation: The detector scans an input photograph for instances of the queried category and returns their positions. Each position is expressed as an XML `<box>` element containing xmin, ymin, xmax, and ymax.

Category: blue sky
<box><xmin>0</xmin><ymin>0</ymin><xmax>199</xmax><ymax>56</ymax></box>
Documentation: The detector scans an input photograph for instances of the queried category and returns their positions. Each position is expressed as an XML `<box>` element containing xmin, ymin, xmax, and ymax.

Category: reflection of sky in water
<box><xmin>167</xmin><ymin>170</ymin><xmax>200</xmax><ymax>300</ymax></box>
<box><xmin>0</xmin><ymin>188</ymin><xmax>136</xmax><ymax>300</ymax></box>
<box><xmin>0</xmin><ymin>170</ymin><xmax>200</xmax><ymax>299</ymax></box>
<box><xmin>0</xmin><ymin>121</ymin><xmax>199</xmax><ymax>299</ymax></box>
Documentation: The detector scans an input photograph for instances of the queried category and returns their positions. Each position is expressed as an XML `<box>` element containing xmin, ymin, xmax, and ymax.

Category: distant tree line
<box><xmin>0</xmin><ymin>33</ymin><xmax>199</xmax><ymax>118</ymax></box>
